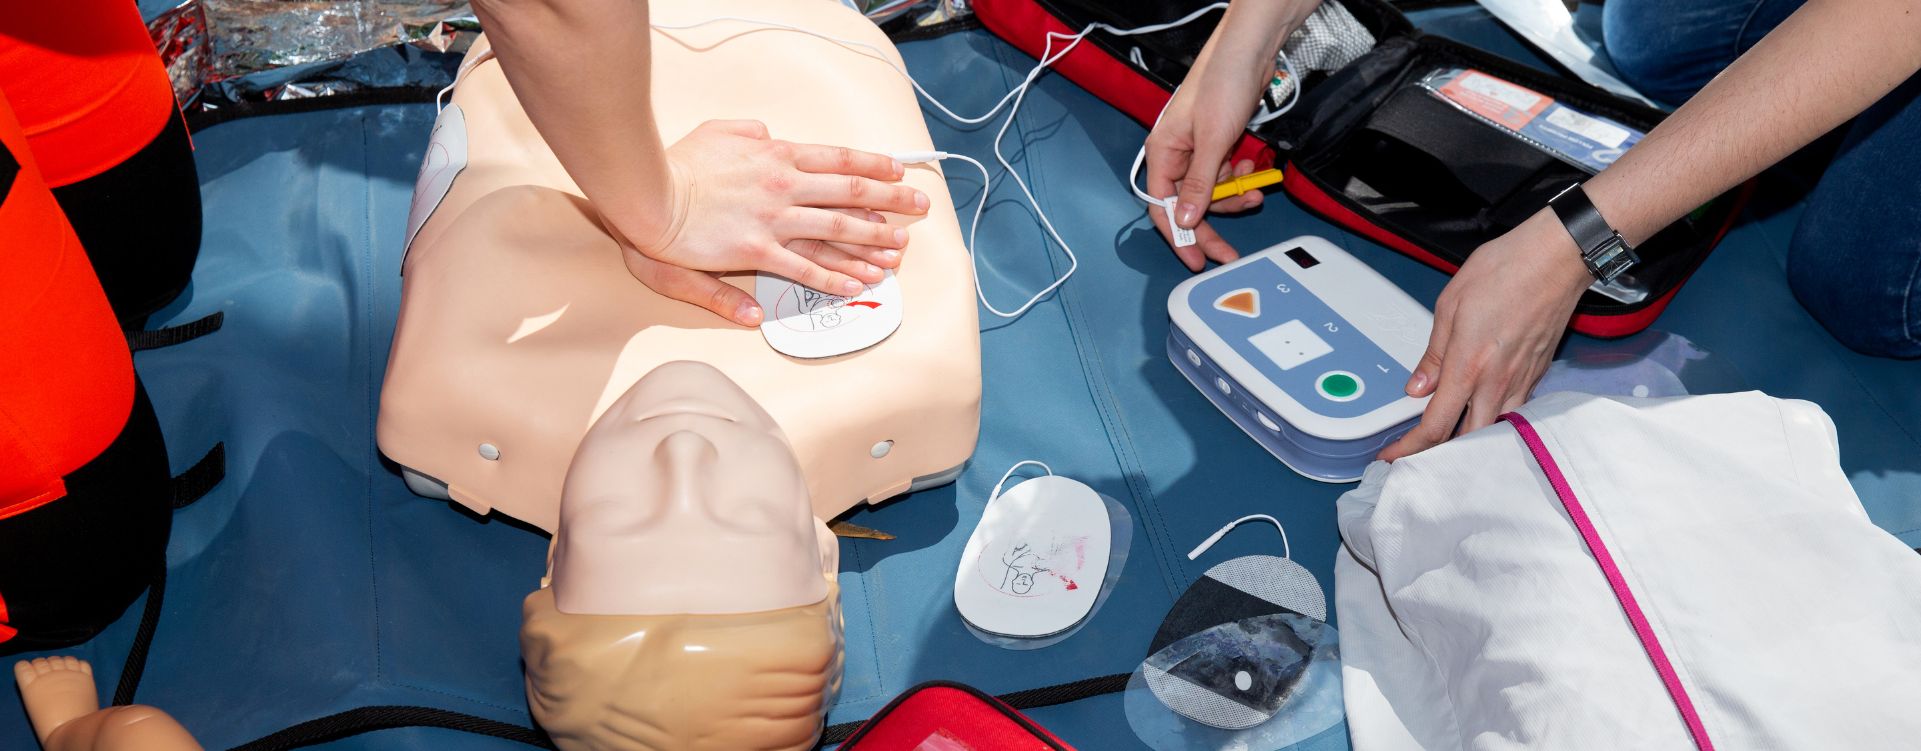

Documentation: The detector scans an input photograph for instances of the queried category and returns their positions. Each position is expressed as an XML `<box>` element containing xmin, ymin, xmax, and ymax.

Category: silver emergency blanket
<box><xmin>144</xmin><ymin>0</ymin><xmax>476</xmax><ymax>106</ymax></box>
<box><xmin>139</xmin><ymin>0</ymin><xmax>968</xmax><ymax>111</ymax></box>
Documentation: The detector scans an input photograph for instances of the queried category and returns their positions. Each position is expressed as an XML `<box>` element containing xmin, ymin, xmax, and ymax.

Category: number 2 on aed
<box><xmin>1323</xmin><ymin>322</ymin><xmax>1339</xmax><ymax>333</ymax></box>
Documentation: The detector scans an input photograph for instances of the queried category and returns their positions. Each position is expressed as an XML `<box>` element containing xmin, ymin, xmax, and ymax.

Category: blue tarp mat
<box><xmin>6</xmin><ymin>15</ymin><xmax>1918</xmax><ymax>751</ymax></box>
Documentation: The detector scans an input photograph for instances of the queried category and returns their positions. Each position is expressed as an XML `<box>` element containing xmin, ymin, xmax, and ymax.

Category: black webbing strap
<box><xmin>171</xmin><ymin>443</ymin><xmax>226</xmax><ymax>509</ymax></box>
<box><xmin>217</xmin><ymin>671</ymin><xmax>1132</xmax><ymax>750</ymax></box>
<box><xmin>128</xmin><ymin>311</ymin><xmax>225</xmax><ymax>352</ymax></box>
<box><xmin>111</xmin><ymin>567</ymin><xmax>164</xmax><ymax>707</ymax></box>
<box><xmin>993</xmin><ymin>672</ymin><xmax>1132</xmax><ymax>710</ymax></box>
<box><xmin>225</xmin><ymin>707</ymin><xmax>558</xmax><ymax>751</ymax></box>
<box><xmin>111</xmin><ymin>444</ymin><xmax>223</xmax><ymax>705</ymax></box>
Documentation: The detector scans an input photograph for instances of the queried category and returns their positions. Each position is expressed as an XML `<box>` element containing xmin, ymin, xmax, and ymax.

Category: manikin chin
<box><xmin>521</xmin><ymin>361</ymin><xmax>844</xmax><ymax>751</ymax></box>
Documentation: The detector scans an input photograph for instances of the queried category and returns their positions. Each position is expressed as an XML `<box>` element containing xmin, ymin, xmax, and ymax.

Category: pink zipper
<box><xmin>1500</xmin><ymin>412</ymin><xmax>1715</xmax><ymax>751</ymax></box>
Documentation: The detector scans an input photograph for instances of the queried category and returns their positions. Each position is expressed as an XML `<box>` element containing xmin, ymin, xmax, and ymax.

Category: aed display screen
<box><xmin>1284</xmin><ymin>247</ymin><xmax>1319</xmax><ymax>268</ymax></box>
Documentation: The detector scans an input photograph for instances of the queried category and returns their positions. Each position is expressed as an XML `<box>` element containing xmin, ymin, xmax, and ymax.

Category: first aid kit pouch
<box><xmin>970</xmin><ymin>0</ymin><xmax>1750</xmax><ymax>338</ymax></box>
<box><xmin>838</xmin><ymin>681</ymin><xmax>1077</xmax><ymax>750</ymax></box>
<box><xmin>1333</xmin><ymin>391</ymin><xmax>1921</xmax><ymax>750</ymax></box>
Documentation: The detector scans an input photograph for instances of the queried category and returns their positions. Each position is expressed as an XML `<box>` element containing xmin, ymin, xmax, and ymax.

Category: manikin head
<box><xmin>548</xmin><ymin>360</ymin><xmax>829</xmax><ymax>615</ymax></box>
<box><xmin>524</xmin><ymin>361</ymin><xmax>843</xmax><ymax>750</ymax></box>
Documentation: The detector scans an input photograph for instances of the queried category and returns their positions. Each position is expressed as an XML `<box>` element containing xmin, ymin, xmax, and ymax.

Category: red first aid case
<box><xmin>837</xmin><ymin>681</ymin><xmax>1076</xmax><ymax>750</ymax></box>
<box><xmin>971</xmin><ymin>0</ymin><xmax>1751</xmax><ymax>337</ymax></box>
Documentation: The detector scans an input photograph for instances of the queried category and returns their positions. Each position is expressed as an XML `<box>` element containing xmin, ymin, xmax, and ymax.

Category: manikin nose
<box><xmin>655</xmin><ymin>430</ymin><xmax>719</xmax><ymax>509</ymax></box>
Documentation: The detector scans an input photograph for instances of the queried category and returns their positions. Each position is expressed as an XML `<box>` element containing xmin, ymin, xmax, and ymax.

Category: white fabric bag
<box><xmin>1336</xmin><ymin>391</ymin><xmax>1921</xmax><ymax>750</ymax></box>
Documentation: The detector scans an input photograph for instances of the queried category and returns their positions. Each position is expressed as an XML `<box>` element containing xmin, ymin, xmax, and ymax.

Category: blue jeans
<box><xmin>1605</xmin><ymin>0</ymin><xmax>1921</xmax><ymax>358</ymax></box>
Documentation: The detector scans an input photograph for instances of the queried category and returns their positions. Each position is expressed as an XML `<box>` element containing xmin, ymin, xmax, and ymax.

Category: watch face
<box><xmin>1587</xmin><ymin>235</ymin><xmax>1639</xmax><ymax>282</ymax></box>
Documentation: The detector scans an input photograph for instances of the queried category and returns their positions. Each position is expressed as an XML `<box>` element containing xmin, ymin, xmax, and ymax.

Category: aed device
<box><xmin>1167</xmin><ymin>236</ymin><xmax>1432</xmax><ymax>482</ymax></box>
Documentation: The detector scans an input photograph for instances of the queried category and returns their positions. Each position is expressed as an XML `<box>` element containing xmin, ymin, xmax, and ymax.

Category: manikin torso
<box><xmin>523</xmin><ymin>361</ymin><xmax>843</xmax><ymax>751</ymax></box>
<box><xmin>377</xmin><ymin>0</ymin><xmax>982</xmax><ymax>533</ymax></box>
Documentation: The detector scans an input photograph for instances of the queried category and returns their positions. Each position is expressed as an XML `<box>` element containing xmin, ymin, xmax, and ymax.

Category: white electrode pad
<box><xmin>404</xmin><ymin>103</ymin><xmax>469</xmax><ymax>252</ymax></box>
<box><xmin>756</xmin><ymin>270</ymin><xmax>903</xmax><ymax>359</ymax></box>
<box><xmin>954</xmin><ymin>474</ymin><xmax>1112</xmax><ymax>638</ymax></box>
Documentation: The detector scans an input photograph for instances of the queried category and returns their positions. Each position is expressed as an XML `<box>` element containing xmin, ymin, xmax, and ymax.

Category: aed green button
<box><xmin>1318</xmin><ymin>372</ymin><xmax>1361</xmax><ymax>400</ymax></box>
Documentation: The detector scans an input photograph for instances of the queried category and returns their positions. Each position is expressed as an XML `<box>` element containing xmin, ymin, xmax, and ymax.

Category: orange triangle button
<box><xmin>1214</xmin><ymin>288</ymin><xmax>1260</xmax><ymax>318</ymax></box>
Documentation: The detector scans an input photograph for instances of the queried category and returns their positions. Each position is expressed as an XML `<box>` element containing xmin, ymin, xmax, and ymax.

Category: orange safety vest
<box><xmin>0</xmin><ymin>0</ymin><xmax>177</xmax><ymax>188</ymax></box>
<box><xmin>0</xmin><ymin>91</ymin><xmax>134</xmax><ymax>522</ymax></box>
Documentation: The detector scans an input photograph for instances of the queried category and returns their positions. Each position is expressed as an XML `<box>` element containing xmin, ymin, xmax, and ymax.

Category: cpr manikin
<box><xmin>14</xmin><ymin>658</ymin><xmax>200</xmax><ymax>751</ymax></box>
<box><xmin>521</xmin><ymin>361</ymin><xmax>841</xmax><ymax>750</ymax></box>
<box><xmin>378</xmin><ymin>0</ymin><xmax>981</xmax><ymax>532</ymax></box>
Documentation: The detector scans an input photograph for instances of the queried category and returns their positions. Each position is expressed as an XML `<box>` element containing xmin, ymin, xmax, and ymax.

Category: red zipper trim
<box><xmin>972</xmin><ymin>0</ymin><xmax>1274</xmax><ymax>168</ymax></box>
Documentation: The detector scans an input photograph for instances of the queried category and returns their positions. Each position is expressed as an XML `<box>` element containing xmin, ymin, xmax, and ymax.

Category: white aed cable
<box><xmin>891</xmin><ymin>149</ymin><xmax>1067</xmax><ymax>319</ymax></box>
<box><xmin>987</xmin><ymin>459</ymin><xmax>1056</xmax><ymax>505</ymax></box>
<box><xmin>1187</xmin><ymin>513</ymin><xmax>1291</xmax><ymax>561</ymax></box>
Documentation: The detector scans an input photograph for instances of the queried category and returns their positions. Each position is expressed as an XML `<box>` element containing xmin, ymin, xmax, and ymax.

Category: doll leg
<box><xmin>14</xmin><ymin>657</ymin><xmax>100</xmax><ymax>746</ymax></box>
<box><xmin>14</xmin><ymin>657</ymin><xmax>201</xmax><ymax>751</ymax></box>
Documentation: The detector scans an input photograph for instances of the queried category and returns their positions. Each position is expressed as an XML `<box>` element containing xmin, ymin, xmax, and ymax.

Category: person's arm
<box><xmin>470</xmin><ymin>0</ymin><xmax>929</xmax><ymax>325</ymax></box>
<box><xmin>1144</xmin><ymin>0</ymin><xmax>1323</xmax><ymax>270</ymax></box>
<box><xmin>1380</xmin><ymin>0</ymin><xmax>1921</xmax><ymax>460</ymax></box>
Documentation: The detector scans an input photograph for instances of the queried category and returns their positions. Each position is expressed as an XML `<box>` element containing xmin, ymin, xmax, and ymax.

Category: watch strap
<box><xmin>1549</xmin><ymin>183</ymin><xmax>1639</xmax><ymax>283</ymax></box>
<box><xmin>1549</xmin><ymin>183</ymin><xmax>1612</xmax><ymax>254</ymax></box>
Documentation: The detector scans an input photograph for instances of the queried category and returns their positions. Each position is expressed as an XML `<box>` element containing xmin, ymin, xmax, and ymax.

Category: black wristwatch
<box><xmin>1548</xmin><ymin>183</ymin><xmax>1638</xmax><ymax>284</ymax></box>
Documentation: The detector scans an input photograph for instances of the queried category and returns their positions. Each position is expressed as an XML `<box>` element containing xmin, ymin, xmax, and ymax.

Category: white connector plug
<box><xmin>890</xmin><ymin>150</ymin><xmax>949</xmax><ymax>165</ymax></box>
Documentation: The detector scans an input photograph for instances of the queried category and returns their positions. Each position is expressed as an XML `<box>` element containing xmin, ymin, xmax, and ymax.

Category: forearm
<box><xmin>1195</xmin><ymin>0</ymin><xmax>1323</xmax><ymax>82</ymax></box>
<box><xmin>471</xmin><ymin>0</ymin><xmax>679</xmax><ymax>251</ymax></box>
<box><xmin>1586</xmin><ymin>0</ymin><xmax>1921</xmax><ymax>245</ymax></box>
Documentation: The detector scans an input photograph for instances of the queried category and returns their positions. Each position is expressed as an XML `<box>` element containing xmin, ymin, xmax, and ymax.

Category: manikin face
<box><xmin>550</xmin><ymin>360</ymin><xmax>827</xmax><ymax>616</ymax></box>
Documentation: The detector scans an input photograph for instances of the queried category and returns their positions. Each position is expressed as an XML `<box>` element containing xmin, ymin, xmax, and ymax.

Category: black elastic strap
<box><xmin>111</xmin><ymin>444</ymin><xmax>225</xmax><ymax>705</ymax></box>
<box><xmin>225</xmin><ymin>706</ymin><xmax>557</xmax><ymax>751</ymax></box>
<box><xmin>1363</xmin><ymin>87</ymin><xmax>1558</xmax><ymax>206</ymax></box>
<box><xmin>111</xmin><ymin>567</ymin><xmax>164</xmax><ymax>707</ymax></box>
<box><xmin>129</xmin><ymin>311</ymin><xmax>225</xmax><ymax>352</ymax></box>
<box><xmin>171</xmin><ymin>443</ymin><xmax>226</xmax><ymax>509</ymax></box>
<box><xmin>992</xmin><ymin>672</ymin><xmax>1132</xmax><ymax>710</ymax></box>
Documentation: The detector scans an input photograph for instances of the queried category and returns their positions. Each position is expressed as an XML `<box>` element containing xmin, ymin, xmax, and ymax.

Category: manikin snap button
<box><xmin>478</xmin><ymin>442</ymin><xmax>501</xmax><ymax>461</ymax></box>
<box><xmin>1316</xmin><ymin>372</ymin><xmax>1362</xmax><ymax>402</ymax></box>
<box><xmin>870</xmin><ymin>440</ymin><xmax>893</xmax><ymax>459</ymax></box>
